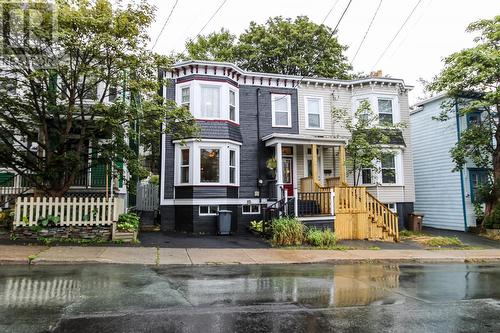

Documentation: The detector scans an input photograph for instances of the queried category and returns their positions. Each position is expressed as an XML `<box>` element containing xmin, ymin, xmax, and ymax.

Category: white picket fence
<box><xmin>136</xmin><ymin>183</ymin><xmax>159</xmax><ymax>212</ymax></box>
<box><xmin>14</xmin><ymin>196</ymin><xmax>125</xmax><ymax>227</ymax></box>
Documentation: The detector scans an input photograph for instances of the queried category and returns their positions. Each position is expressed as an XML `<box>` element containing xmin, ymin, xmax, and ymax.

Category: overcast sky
<box><xmin>146</xmin><ymin>0</ymin><xmax>500</xmax><ymax>104</ymax></box>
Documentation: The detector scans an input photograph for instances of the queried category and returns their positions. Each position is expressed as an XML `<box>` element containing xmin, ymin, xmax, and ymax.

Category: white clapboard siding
<box><xmin>136</xmin><ymin>183</ymin><xmax>159</xmax><ymax>211</ymax></box>
<box><xmin>13</xmin><ymin>196</ymin><xmax>125</xmax><ymax>227</ymax></box>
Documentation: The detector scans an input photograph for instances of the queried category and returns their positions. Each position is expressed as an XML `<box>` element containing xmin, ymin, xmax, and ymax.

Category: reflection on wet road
<box><xmin>1</xmin><ymin>263</ymin><xmax>500</xmax><ymax>332</ymax></box>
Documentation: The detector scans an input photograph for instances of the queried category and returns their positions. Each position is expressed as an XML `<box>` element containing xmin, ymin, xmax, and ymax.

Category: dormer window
<box><xmin>181</xmin><ymin>87</ymin><xmax>190</xmax><ymax>109</ymax></box>
<box><xmin>201</xmin><ymin>86</ymin><xmax>220</xmax><ymax>118</ymax></box>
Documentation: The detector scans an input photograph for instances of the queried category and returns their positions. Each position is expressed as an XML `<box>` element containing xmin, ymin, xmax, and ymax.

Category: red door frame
<box><xmin>282</xmin><ymin>156</ymin><xmax>294</xmax><ymax>197</ymax></box>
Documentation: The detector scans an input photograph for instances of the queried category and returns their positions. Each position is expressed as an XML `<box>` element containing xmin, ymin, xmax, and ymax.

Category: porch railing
<box><xmin>13</xmin><ymin>196</ymin><xmax>125</xmax><ymax>228</ymax></box>
<box><xmin>297</xmin><ymin>190</ymin><xmax>334</xmax><ymax>217</ymax></box>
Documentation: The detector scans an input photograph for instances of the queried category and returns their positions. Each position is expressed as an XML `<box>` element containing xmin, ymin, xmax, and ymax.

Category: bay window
<box><xmin>272</xmin><ymin>94</ymin><xmax>291</xmax><ymax>127</ymax></box>
<box><xmin>200</xmin><ymin>148</ymin><xmax>220</xmax><ymax>183</ymax></box>
<box><xmin>306</xmin><ymin>97</ymin><xmax>322</xmax><ymax>129</ymax></box>
<box><xmin>201</xmin><ymin>86</ymin><xmax>220</xmax><ymax>118</ymax></box>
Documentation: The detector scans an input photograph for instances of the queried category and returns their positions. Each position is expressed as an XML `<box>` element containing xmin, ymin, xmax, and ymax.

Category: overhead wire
<box><xmin>331</xmin><ymin>0</ymin><xmax>353</xmax><ymax>36</ymax></box>
<box><xmin>151</xmin><ymin>0</ymin><xmax>180</xmax><ymax>50</ymax></box>
<box><xmin>371</xmin><ymin>0</ymin><xmax>423</xmax><ymax>71</ymax></box>
<box><xmin>350</xmin><ymin>0</ymin><xmax>383</xmax><ymax>65</ymax></box>
<box><xmin>321</xmin><ymin>0</ymin><xmax>341</xmax><ymax>24</ymax></box>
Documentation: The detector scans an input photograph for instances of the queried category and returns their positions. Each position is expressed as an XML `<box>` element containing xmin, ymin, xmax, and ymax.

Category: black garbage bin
<box><xmin>217</xmin><ymin>210</ymin><xmax>232</xmax><ymax>235</ymax></box>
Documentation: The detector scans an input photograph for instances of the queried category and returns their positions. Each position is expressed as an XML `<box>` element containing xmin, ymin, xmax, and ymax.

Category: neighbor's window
<box><xmin>469</xmin><ymin>168</ymin><xmax>488</xmax><ymax>203</ymax></box>
<box><xmin>242</xmin><ymin>204</ymin><xmax>260</xmax><ymax>214</ymax></box>
<box><xmin>199</xmin><ymin>205</ymin><xmax>218</xmax><ymax>216</ymax></box>
<box><xmin>378</xmin><ymin>99</ymin><xmax>393</xmax><ymax>125</ymax></box>
<box><xmin>357</xmin><ymin>99</ymin><xmax>371</xmax><ymax>123</ymax></box>
<box><xmin>200</xmin><ymin>148</ymin><xmax>220</xmax><ymax>182</ymax></box>
<box><xmin>201</xmin><ymin>86</ymin><xmax>220</xmax><ymax>118</ymax></box>
<box><xmin>466</xmin><ymin>111</ymin><xmax>482</xmax><ymax>128</ymax></box>
<box><xmin>109</xmin><ymin>86</ymin><xmax>117</xmax><ymax>102</ymax></box>
<box><xmin>0</xmin><ymin>172</ymin><xmax>15</xmax><ymax>187</ymax></box>
<box><xmin>229</xmin><ymin>90</ymin><xmax>236</xmax><ymax>121</ymax></box>
<box><xmin>181</xmin><ymin>87</ymin><xmax>190</xmax><ymax>109</ymax></box>
<box><xmin>272</xmin><ymin>94</ymin><xmax>291</xmax><ymax>127</ymax></box>
<box><xmin>180</xmin><ymin>148</ymin><xmax>190</xmax><ymax>183</ymax></box>
<box><xmin>361</xmin><ymin>168</ymin><xmax>372</xmax><ymax>184</ymax></box>
<box><xmin>229</xmin><ymin>150</ymin><xmax>236</xmax><ymax>184</ymax></box>
<box><xmin>381</xmin><ymin>153</ymin><xmax>396</xmax><ymax>184</ymax></box>
<box><xmin>306</xmin><ymin>97</ymin><xmax>322</xmax><ymax>128</ymax></box>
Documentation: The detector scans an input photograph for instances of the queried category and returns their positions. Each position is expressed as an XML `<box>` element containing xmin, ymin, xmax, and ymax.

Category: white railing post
<box><xmin>330</xmin><ymin>188</ymin><xmax>335</xmax><ymax>216</ymax></box>
<box><xmin>284</xmin><ymin>190</ymin><xmax>288</xmax><ymax>216</ymax></box>
<box><xmin>294</xmin><ymin>188</ymin><xmax>299</xmax><ymax>217</ymax></box>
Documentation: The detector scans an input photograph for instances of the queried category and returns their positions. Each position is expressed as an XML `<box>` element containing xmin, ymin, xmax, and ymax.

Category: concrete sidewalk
<box><xmin>2</xmin><ymin>245</ymin><xmax>500</xmax><ymax>265</ymax></box>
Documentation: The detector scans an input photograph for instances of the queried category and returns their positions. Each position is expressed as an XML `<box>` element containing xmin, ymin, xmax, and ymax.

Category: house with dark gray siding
<box><xmin>159</xmin><ymin>60</ymin><xmax>414</xmax><ymax>241</ymax></box>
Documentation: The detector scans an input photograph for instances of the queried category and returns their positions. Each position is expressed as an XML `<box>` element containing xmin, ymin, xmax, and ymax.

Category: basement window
<box><xmin>242</xmin><ymin>204</ymin><xmax>260</xmax><ymax>215</ymax></box>
<box><xmin>199</xmin><ymin>205</ymin><xmax>218</xmax><ymax>216</ymax></box>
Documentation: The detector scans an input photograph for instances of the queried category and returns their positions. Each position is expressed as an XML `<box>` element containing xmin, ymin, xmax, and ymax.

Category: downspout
<box><xmin>256</xmin><ymin>88</ymin><xmax>262</xmax><ymax>203</ymax></box>
<box><xmin>455</xmin><ymin>98</ymin><xmax>468</xmax><ymax>230</ymax></box>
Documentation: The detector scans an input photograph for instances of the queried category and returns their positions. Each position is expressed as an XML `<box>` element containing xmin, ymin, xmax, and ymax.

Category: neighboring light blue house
<box><xmin>410</xmin><ymin>95</ymin><xmax>488</xmax><ymax>231</ymax></box>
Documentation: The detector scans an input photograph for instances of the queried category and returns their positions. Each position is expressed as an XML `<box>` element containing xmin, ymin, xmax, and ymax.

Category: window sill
<box><xmin>175</xmin><ymin>183</ymin><xmax>240</xmax><ymax>187</ymax></box>
<box><xmin>272</xmin><ymin>125</ymin><xmax>292</xmax><ymax>128</ymax></box>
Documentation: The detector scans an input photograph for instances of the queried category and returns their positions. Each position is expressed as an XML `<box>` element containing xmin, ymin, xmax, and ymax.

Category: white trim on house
<box><xmin>262</xmin><ymin>133</ymin><xmax>347</xmax><ymax>147</ymax></box>
<box><xmin>271</xmin><ymin>93</ymin><xmax>292</xmax><ymax>128</ymax></box>
<box><xmin>172</xmin><ymin>138</ymin><xmax>242</xmax><ymax>146</ymax></box>
<box><xmin>161</xmin><ymin>198</ymin><xmax>269</xmax><ymax>205</ymax></box>
<box><xmin>304</xmin><ymin>96</ymin><xmax>324</xmax><ymax>130</ymax></box>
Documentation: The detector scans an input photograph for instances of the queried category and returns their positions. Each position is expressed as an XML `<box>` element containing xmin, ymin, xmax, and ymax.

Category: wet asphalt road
<box><xmin>1</xmin><ymin>263</ymin><xmax>500</xmax><ymax>333</ymax></box>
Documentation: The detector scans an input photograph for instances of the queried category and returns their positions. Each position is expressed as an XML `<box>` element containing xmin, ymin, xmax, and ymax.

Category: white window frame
<box><xmin>377</xmin><ymin>150</ymin><xmax>403</xmax><ymax>186</ymax></box>
<box><xmin>377</xmin><ymin>98</ymin><xmax>394</xmax><ymax>125</ymax></box>
<box><xmin>229</xmin><ymin>149</ymin><xmax>237</xmax><ymax>184</ymax></box>
<box><xmin>271</xmin><ymin>93</ymin><xmax>292</xmax><ymax>128</ymax></box>
<box><xmin>199</xmin><ymin>205</ymin><xmax>219</xmax><ymax>216</ymax></box>
<box><xmin>200</xmin><ymin>84</ymin><xmax>221</xmax><ymax>119</ymax></box>
<box><xmin>229</xmin><ymin>89</ymin><xmax>237</xmax><ymax>122</ymax></box>
<box><xmin>174</xmin><ymin>81</ymin><xmax>239</xmax><ymax>123</ymax></box>
<box><xmin>305</xmin><ymin>96</ymin><xmax>324</xmax><ymax>129</ymax></box>
<box><xmin>242</xmin><ymin>204</ymin><xmax>261</xmax><ymax>215</ymax></box>
<box><xmin>352</xmin><ymin>93</ymin><xmax>400</xmax><ymax>126</ymax></box>
<box><xmin>180</xmin><ymin>148</ymin><xmax>190</xmax><ymax>184</ymax></box>
<box><xmin>181</xmin><ymin>86</ymin><xmax>190</xmax><ymax>109</ymax></box>
<box><xmin>360</xmin><ymin>167</ymin><xmax>374</xmax><ymax>185</ymax></box>
<box><xmin>174</xmin><ymin>140</ymin><xmax>241</xmax><ymax>186</ymax></box>
<box><xmin>386</xmin><ymin>203</ymin><xmax>397</xmax><ymax>213</ymax></box>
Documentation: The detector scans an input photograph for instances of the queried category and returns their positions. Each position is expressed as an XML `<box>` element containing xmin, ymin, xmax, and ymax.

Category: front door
<box><xmin>282</xmin><ymin>157</ymin><xmax>293</xmax><ymax>197</ymax></box>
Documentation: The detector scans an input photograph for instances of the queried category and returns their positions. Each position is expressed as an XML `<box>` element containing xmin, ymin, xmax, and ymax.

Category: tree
<box><xmin>183</xmin><ymin>16</ymin><xmax>352</xmax><ymax>79</ymax></box>
<box><xmin>428</xmin><ymin>16</ymin><xmax>500</xmax><ymax>223</ymax></box>
<box><xmin>332</xmin><ymin>101</ymin><xmax>405</xmax><ymax>186</ymax></box>
<box><xmin>0</xmin><ymin>0</ymin><xmax>197</xmax><ymax>196</ymax></box>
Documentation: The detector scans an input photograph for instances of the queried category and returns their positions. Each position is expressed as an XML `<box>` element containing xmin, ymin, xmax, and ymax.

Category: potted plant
<box><xmin>266</xmin><ymin>157</ymin><xmax>277</xmax><ymax>179</ymax></box>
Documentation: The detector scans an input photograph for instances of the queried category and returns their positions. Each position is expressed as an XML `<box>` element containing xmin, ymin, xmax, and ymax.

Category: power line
<box><xmin>351</xmin><ymin>0</ymin><xmax>383</xmax><ymax>65</ymax></box>
<box><xmin>331</xmin><ymin>0</ymin><xmax>353</xmax><ymax>36</ymax></box>
<box><xmin>371</xmin><ymin>0</ymin><xmax>423</xmax><ymax>70</ymax></box>
<box><xmin>151</xmin><ymin>0</ymin><xmax>180</xmax><ymax>50</ymax></box>
<box><xmin>321</xmin><ymin>0</ymin><xmax>341</xmax><ymax>24</ymax></box>
<box><xmin>192</xmin><ymin>0</ymin><xmax>228</xmax><ymax>42</ymax></box>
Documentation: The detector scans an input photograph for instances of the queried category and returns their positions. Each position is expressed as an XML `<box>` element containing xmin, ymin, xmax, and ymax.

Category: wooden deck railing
<box><xmin>14</xmin><ymin>196</ymin><xmax>125</xmax><ymax>227</ymax></box>
<box><xmin>335</xmin><ymin>186</ymin><xmax>399</xmax><ymax>241</ymax></box>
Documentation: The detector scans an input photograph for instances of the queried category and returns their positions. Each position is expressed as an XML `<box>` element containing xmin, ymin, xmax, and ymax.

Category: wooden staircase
<box><xmin>335</xmin><ymin>186</ymin><xmax>399</xmax><ymax>242</ymax></box>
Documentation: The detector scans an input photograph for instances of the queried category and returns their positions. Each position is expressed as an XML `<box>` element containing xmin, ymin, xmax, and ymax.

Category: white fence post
<box><xmin>294</xmin><ymin>188</ymin><xmax>299</xmax><ymax>217</ymax></box>
<box><xmin>330</xmin><ymin>189</ymin><xmax>335</xmax><ymax>216</ymax></box>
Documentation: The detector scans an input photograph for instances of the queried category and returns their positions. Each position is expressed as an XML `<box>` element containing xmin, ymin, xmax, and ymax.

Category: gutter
<box><xmin>455</xmin><ymin>98</ymin><xmax>468</xmax><ymax>230</ymax></box>
<box><xmin>256</xmin><ymin>88</ymin><xmax>262</xmax><ymax>203</ymax></box>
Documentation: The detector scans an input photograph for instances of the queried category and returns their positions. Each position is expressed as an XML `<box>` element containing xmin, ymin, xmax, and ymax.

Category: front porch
<box><xmin>263</xmin><ymin>134</ymin><xmax>399</xmax><ymax>242</ymax></box>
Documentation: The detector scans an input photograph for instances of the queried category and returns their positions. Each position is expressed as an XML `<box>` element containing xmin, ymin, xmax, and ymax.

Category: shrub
<box><xmin>483</xmin><ymin>205</ymin><xmax>500</xmax><ymax>229</ymax></box>
<box><xmin>306</xmin><ymin>228</ymin><xmax>336</xmax><ymax>247</ymax></box>
<box><xmin>117</xmin><ymin>213</ymin><xmax>140</xmax><ymax>232</ymax></box>
<box><xmin>271</xmin><ymin>217</ymin><xmax>305</xmax><ymax>246</ymax></box>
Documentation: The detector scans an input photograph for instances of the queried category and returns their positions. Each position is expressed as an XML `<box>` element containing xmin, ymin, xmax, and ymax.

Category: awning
<box><xmin>262</xmin><ymin>133</ymin><xmax>347</xmax><ymax>147</ymax></box>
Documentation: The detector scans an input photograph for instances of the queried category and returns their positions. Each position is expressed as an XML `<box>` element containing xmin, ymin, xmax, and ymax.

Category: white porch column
<box><xmin>294</xmin><ymin>187</ymin><xmax>299</xmax><ymax>217</ymax></box>
<box><xmin>276</xmin><ymin>142</ymin><xmax>283</xmax><ymax>201</ymax></box>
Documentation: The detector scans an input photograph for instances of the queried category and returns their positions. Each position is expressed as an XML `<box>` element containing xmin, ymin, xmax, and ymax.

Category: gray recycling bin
<box><xmin>217</xmin><ymin>210</ymin><xmax>232</xmax><ymax>235</ymax></box>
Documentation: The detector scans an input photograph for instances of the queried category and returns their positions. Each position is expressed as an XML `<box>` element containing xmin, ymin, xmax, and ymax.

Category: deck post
<box><xmin>276</xmin><ymin>142</ymin><xmax>283</xmax><ymax>201</ymax></box>
<box><xmin>339</xmin><ymin>145</ymin><xmax>346</xmax><ymax>184</ymax></box>
<box><xmin>330</xmin><ymin>188</ymin><xmax>335</xmax><ymax>215</ymax></box>
<box><xmin>311</xmin><ymin>144</ymin><xmax>318</xmax><ymax>185</ymax></box>
<box><xmin>294</xmin><ymin>187</ymin><xmax>298</xmax><ymax>217</ymax></box>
